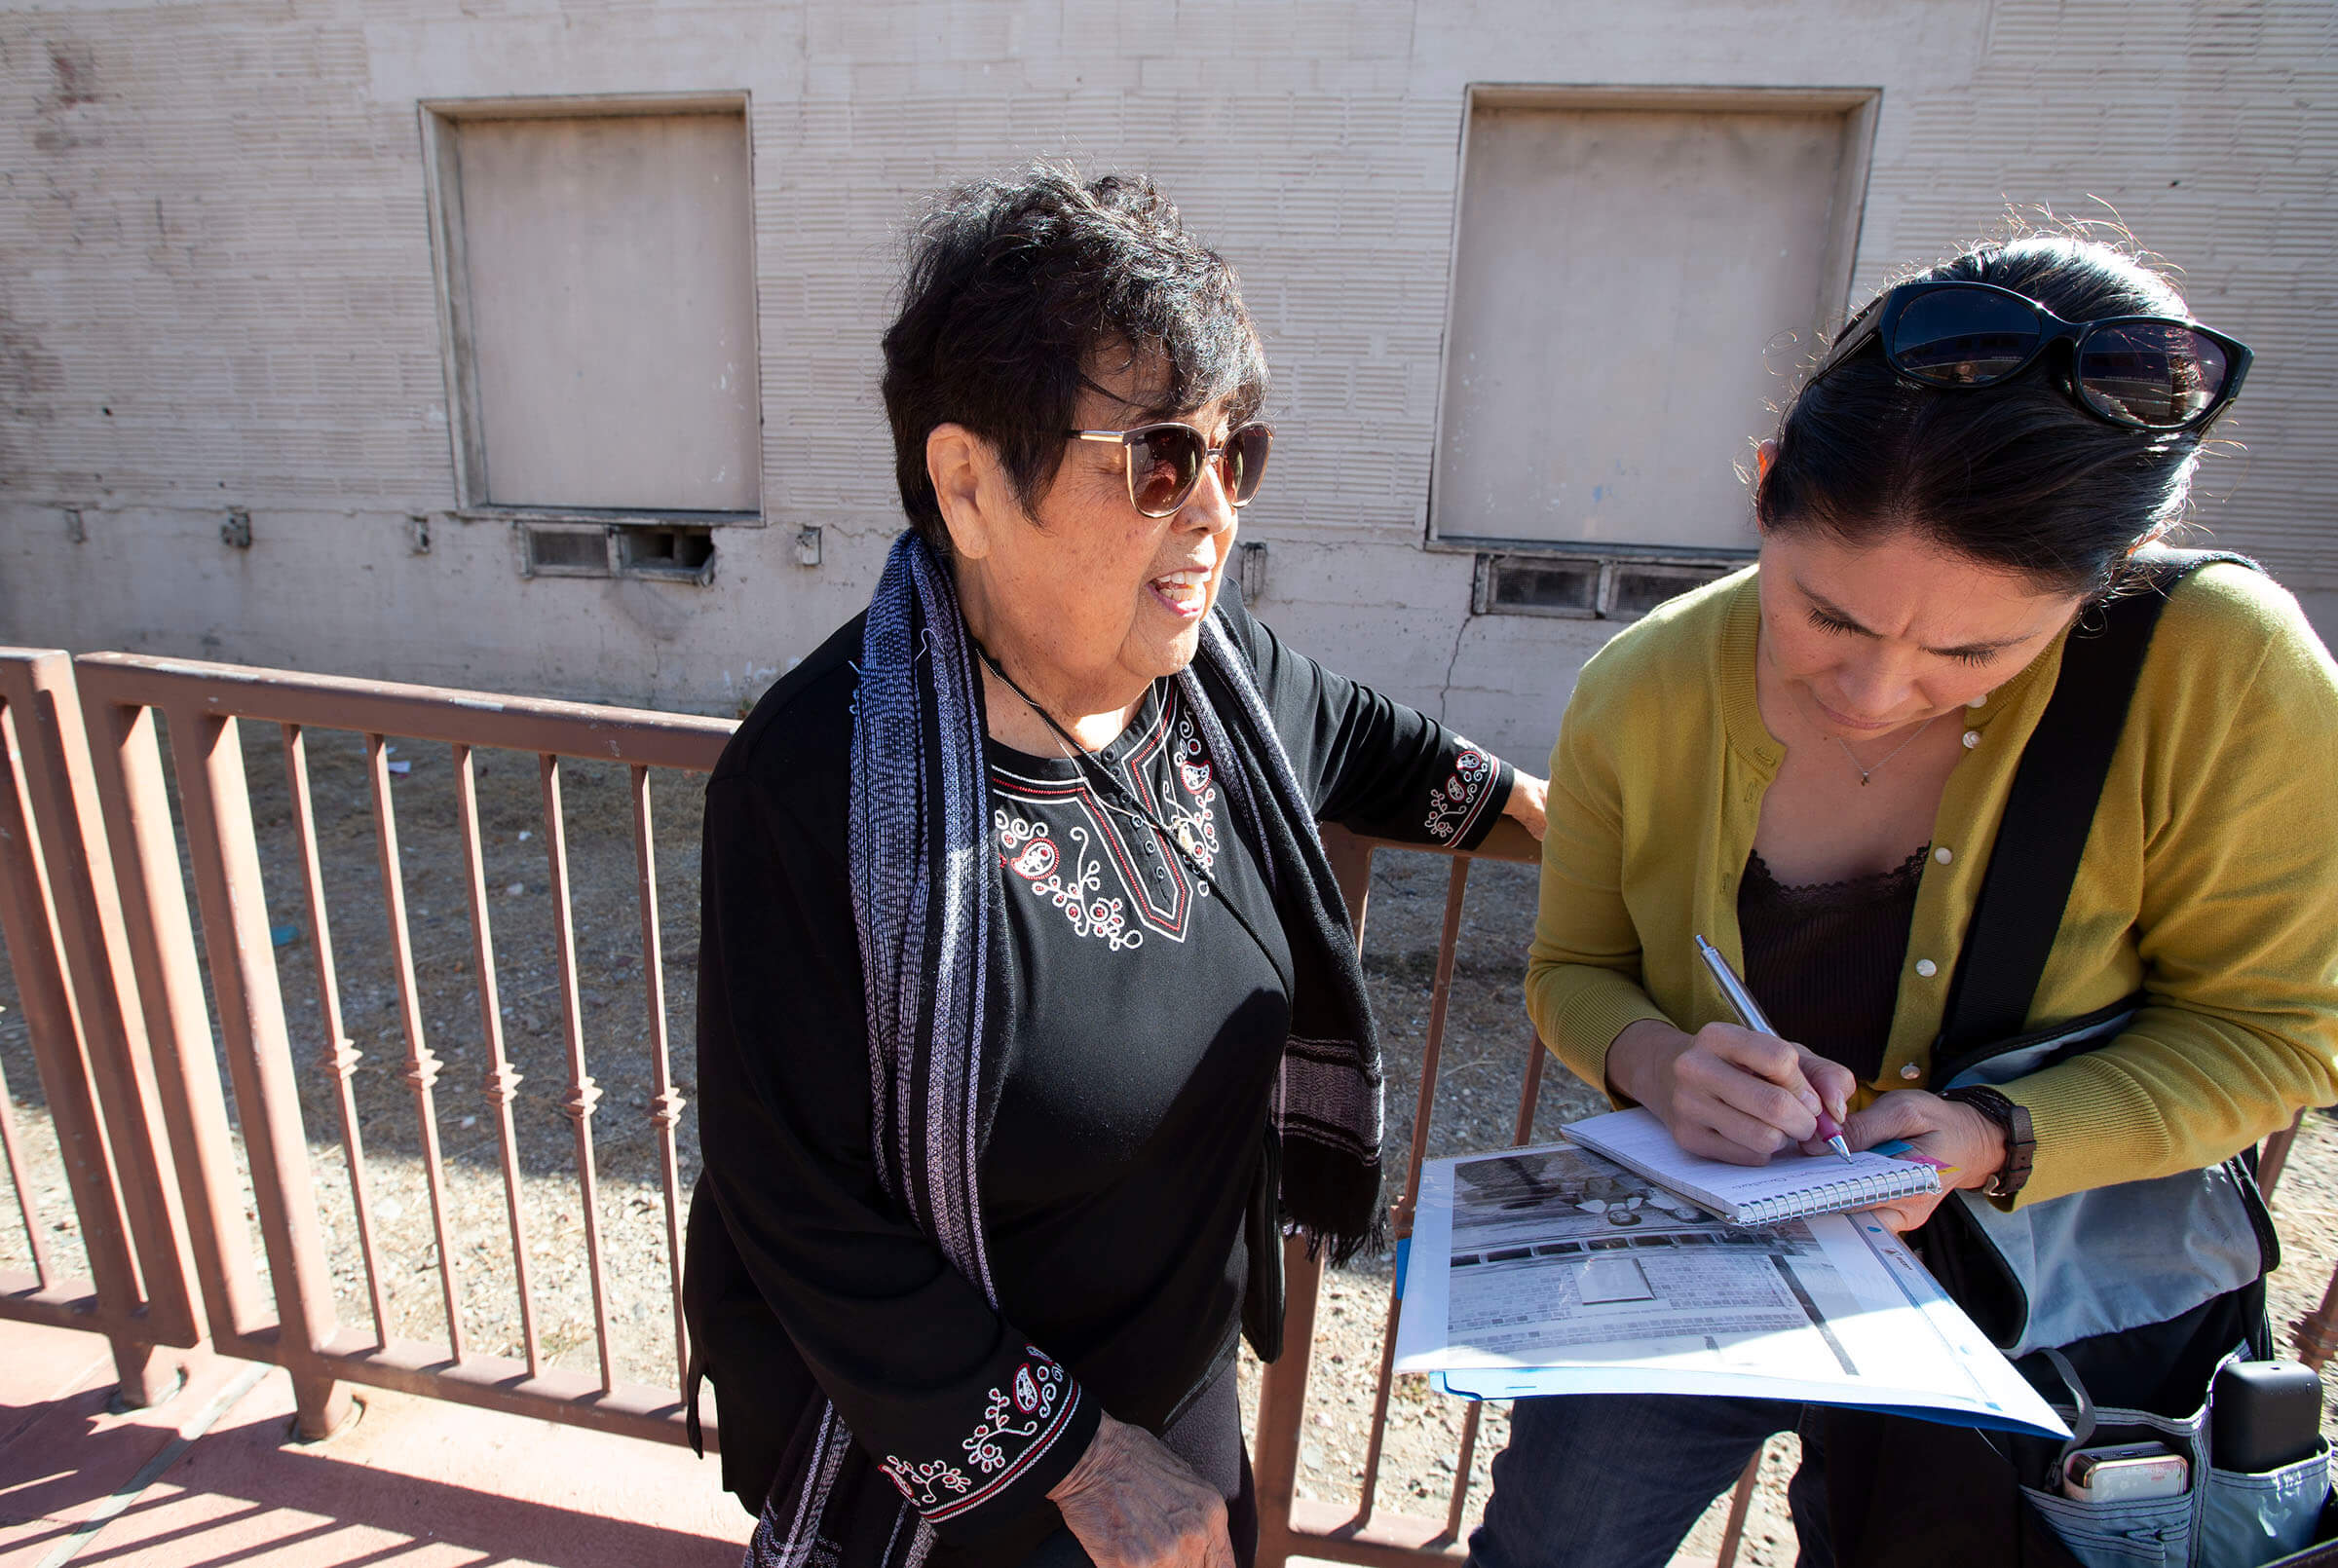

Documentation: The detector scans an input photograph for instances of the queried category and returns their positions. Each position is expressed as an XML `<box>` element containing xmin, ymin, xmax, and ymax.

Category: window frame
<box><xmin>1422</xmin><ymin>82</ymin><xmax>1882</xmax><ymax>564</ymax></box>
<box><xmin>418</xmin><ymin>92</ymin><xmax>766</xmax><ymax>529</ymax></box>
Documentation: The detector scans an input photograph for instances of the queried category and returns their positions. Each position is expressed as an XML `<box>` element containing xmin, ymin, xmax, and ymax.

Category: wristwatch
<box><xmin>1941</xmin><ymin>1086</ymin><xmax>2036</xmax><ymax>1198</ymax></box>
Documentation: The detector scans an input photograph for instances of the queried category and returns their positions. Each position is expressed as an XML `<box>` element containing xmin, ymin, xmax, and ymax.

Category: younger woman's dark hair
<box><xmin>881</xmin><ymin>164</ymin><xmax>1267</xmax><ymax>554</ymax></box>
<box><xmin>1756</xmin><ymin>233</ymin><xmax>2210</xmax><ymax>595</ymax></box>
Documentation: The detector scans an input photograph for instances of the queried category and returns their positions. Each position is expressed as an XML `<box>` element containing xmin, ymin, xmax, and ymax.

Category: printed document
<box><xmin>1393</xmin><ymin>1141</ymin><xmax>2067</xmax><ymax>1437</ymax></box>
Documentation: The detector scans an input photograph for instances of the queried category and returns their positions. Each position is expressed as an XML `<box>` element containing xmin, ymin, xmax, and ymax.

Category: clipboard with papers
<box><xmin>1391</xmin><ymin>1139</ymin><xmax>2069</xmax><ymax>1439</ymax></box>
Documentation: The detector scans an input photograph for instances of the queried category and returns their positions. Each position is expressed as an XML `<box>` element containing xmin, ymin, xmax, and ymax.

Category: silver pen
<box><xmin>1694</xmin><ymin>934</ymin><xmax>1854</xmax><ymax>1163</ymax></box>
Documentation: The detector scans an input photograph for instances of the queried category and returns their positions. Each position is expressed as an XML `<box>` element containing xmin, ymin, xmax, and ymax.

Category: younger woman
<box><xmin>1474</xmin><ymin>232</ymin><xmax>2338</xmax><ymax>1567</ymax></box>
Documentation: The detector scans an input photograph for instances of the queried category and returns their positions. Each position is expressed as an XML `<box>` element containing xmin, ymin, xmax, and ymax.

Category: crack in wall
<box><xmin>1437</xmin><ymin>615</ymin><xmax>1467</xmax><ymax>724</ymax></box>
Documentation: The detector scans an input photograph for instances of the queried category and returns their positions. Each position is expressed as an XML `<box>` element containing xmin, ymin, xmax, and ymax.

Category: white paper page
<box><xmin>1565</xmin><ymin>1106</ymin><xmax>1936</xmax><ymax>1215</ymax></box>
<box><xmin>1392</xmin><ymin>1157</ymin><xmax>1458</xmax><ymax>1370</ymax></box>
<box><xmin>1394</xmin><ymin>1142</ymin><xmax>2065</xmax><ymax>1439</ymax></box>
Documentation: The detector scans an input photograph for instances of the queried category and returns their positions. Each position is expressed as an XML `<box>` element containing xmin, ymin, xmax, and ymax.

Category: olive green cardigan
<box><xmin>1527</xmin><ymin>563</ymin><xmax>2338</xmax><ymax>1208</ymax></box>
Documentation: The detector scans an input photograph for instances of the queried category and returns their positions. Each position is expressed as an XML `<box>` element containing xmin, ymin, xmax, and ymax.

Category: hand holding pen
<box><xmin>1597</xmin><ymin>940</ymin><xmax>1863</xmax><ymax>1169</ymax></box>
<box><xmin>1695</xmin><ymin>935</ymin><xmax>1855</xmax><ymax>1163</ymax></box>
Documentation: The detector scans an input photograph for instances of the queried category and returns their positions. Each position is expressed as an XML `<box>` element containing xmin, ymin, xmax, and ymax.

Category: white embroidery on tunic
<box><xmin>1424</xmin><ymin>743</ymin><xmax>1497</xmax><ymax>843</ymax></box>
<box><xmin>1158</xmin><ymin>711</ymin><xmax>1223</xmax><ymax>872</ymax></box>
<box><xmin>992</xmin><ymin>694</ymin><xmax>1221</xmax><ymax>948</ymax></box>
<box><xmin>997</xmin><ymin>812</ymin><xmax>1143</xmax><ymax>951</ymax></box>
<box><xmin>879</xmin><ymin>1347</ymin><xmax>1078</xmax><ymax>1523</ymax></box>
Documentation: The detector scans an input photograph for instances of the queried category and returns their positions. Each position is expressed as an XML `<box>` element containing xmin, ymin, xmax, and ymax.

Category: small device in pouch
<box><xmin>2063</xmin><ymin>1442</ymin><xmax>2191</xmax><ymax>1503</ymax></box>
<box><xmin>2210</xmin><ymin>1359</ymin><xmax>2326</xmax><ymax>1473</ymax></box>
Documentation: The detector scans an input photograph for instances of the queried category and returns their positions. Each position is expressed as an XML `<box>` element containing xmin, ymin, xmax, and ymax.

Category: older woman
<box><xmin>686</xmin><ymin>167</ymin><xmax>1546</xmax><ymax>1568</ymax></box>
<box><xmin>1472</xmin><ymin>234</ymin><xmax>2338</xmax><ymax>1568</ymax></box>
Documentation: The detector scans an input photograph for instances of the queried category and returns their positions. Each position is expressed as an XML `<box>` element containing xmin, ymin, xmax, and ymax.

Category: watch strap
<box><xmin>1942</xmin><ymin>1085</ymin><xmax>2036</xmax><ymax>1198</ymax></box>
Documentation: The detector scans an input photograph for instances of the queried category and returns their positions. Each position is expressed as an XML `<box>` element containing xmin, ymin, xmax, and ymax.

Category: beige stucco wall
<box><xmin>1</xmin><ymin>0</ymin><xmax>2330</xmax><ymax>764</ymax></box>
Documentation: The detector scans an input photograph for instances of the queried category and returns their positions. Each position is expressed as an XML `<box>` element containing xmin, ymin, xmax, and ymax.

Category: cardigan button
<box><xmin>1901</xmin><ymin>1064</ymin><xmax>1923</xmax><ymax>1081</ymax></box>
<box><xmin>1915</xmin><ymin>958</ymin><xmax>1939</xmax><ymax>978</ymax></box>
<box><xmin>1933</xmin><ymin>846</ymin><xmax>1953</xmax><ymax>865</ymax></box>
<box><xmin>1961</xmin><ymin>729</ymin><xmax>1981</xmax><ymax>749</ymax></box>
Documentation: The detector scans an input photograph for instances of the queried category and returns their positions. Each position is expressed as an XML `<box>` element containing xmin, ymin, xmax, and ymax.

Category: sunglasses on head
<box><xmin>1069</xmin><ymin>421</ymin><xmax>1274</xmax><ymax>518</ymax></box>
<box><xmin>1807</xmin><ymin>280</ymin><xmax>2251</xmax><ymax>431</ymax></box>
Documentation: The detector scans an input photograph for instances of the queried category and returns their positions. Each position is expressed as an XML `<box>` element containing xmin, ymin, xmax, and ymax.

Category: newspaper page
<box><xmin>1393</xmin><ymin>1141</ymin><xmax>2067</xmax><ymax>1437</ymax></box>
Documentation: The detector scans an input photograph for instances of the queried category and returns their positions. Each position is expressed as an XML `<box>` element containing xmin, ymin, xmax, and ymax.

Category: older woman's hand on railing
<box><xmin>1504</xmin><ymin>772</ymin><xmax>1549</xmax><ymax>841</ymax></box>
<box><xmin>1048</xmin><ymin>1413</ymin><xmax>1234</xmax><ymax>1568</ymax></box>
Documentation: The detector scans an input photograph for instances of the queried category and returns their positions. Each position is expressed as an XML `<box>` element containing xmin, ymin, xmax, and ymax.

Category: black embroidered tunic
<box><xmin>694</xmin><ymin>592</ymin><xmax>1512</xmax><ymax>1559</ymax></box>
<box><xmin>983</xmin><ymin>680</ymin><xmax>1291</xmax><ymax>1442</ymax></box>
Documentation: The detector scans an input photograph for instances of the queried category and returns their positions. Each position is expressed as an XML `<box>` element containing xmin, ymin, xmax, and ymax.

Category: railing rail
<box><xmin>0</xmin><ymin>644</ymin><xmax>2321</xmax><ymax>1568</ymax></box>
<box><xmin>0</xmin><ymin>650</ymin><xmax>202</xmax><ymax>1402</ymax></box>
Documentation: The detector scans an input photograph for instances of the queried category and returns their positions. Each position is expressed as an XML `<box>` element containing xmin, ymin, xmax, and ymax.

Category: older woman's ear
<box><xmin>927</xmin><ymin>423</ymin><xmax>998</xmax><ymax>561</ymax></box>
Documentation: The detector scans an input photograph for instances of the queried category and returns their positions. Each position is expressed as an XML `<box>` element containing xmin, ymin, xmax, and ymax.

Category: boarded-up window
<box><xmin>1432</xmin><ymin>90</ymin><xmax>1875</xmax><ymax>553</ymax></box>
<box><xmin>431</xmin><ymin>105</ymin><xmax>760</xmax><ymax>514</ymax></box>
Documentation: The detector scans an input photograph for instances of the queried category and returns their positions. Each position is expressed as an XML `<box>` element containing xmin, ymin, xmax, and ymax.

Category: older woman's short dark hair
<box><xmin>882</xmin><ymin>165</ymin><xmax>1268</xmax><ymax>553</ymax></box>
<box><xmin>1757</xmin><ymin>233</ymin><xmax>2210</xmax><ymax>596</ymax></box>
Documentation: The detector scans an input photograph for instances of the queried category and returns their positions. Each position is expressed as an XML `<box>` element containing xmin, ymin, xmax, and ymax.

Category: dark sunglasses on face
<box><xmin>1807</xmin><ymin>280</ymin><xmax>2252</xmax><ymax>431</ymax></box>
<box><xmin>1069</xmin><ymin>421</ymin><xmax>1274</xmax><ymax>518</ymax></box>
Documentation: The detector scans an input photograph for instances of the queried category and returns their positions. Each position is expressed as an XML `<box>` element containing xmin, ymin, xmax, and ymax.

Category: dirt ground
<box><xmin>4</xmin><ymin>729</ymin><xmax>2336</xmax><ymax>1568</ymax></box>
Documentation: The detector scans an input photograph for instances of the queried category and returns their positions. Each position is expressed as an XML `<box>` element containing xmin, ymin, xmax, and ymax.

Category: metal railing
<box><xmin>65</xmin><ymin>650</ymin><xmax>732</xmax><ymax>1441</ymax></box>
<box><xmin>2</xmin><ymin>643</ymin><xmax>2323</xmax><ymax>1568</ymax></box>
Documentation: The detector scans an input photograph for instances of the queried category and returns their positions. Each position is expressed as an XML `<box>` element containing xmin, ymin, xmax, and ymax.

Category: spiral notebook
<box><xmin>1562</xmin><ymin>1107</ymin><xmax>1940</xmax><ymax>1225</ymax></box>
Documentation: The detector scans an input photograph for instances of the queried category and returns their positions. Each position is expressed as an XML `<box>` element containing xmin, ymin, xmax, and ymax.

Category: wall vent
<box><xmin>1474</xmin><ymin>555</ymin><xmax>1602</xmax><ymax>618</ymax></box>
<box><xmin>523</xmin><ymin>524</ymin><xmax>613</xmax><ymax>577</ymax></box>
<box><xmin>617</xmin><ymin>526</ymin><xmax>716</xmax><ymax>581</ymax></box>
<box><xmin>1605</xmin><ymin>562</ymin><xmax>1723</xmax><ymax>621</ymax></box>
<box><xmin>1474</xmin><ymin>553</ymin><xmax>1737</xmax><ymax>622</ymax></box>
<box><xmin>521</xmin><ymin>521</ymin><xmax>720</xmax><ymax>583</ymax></box>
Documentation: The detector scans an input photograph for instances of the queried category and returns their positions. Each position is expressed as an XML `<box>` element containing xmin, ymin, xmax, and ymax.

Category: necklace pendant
<box><xmin>1860</xmin><ymin>774</ymin><xmax>1870</xmax><ymax>787</ymax></box>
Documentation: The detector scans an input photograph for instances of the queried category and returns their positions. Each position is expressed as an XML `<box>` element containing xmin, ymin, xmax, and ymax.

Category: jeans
<box><xmin>1467</xmin><ymin>1396</ymin><xmax>1832</xmax><ymax>1568</ymax></box>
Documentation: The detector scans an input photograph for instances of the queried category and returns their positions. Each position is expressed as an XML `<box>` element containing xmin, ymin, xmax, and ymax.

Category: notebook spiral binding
<box><xmin>1735</xmin><ymin>1168</ymin><xmax>1939</xmax><ymax>1226</ymax></box>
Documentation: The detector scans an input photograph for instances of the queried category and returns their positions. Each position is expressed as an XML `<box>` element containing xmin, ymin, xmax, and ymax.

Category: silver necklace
<box><xmin>1832</xmin><ymin>715</ymin><xmax>1941</xmax><ymax>787</ymax></box>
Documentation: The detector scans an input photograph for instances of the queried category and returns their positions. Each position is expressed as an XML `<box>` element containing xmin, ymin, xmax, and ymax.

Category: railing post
<box><xmin>1255</xmin><ymin>1230</ymin><xmax>1327</xmax><ymax>1568</ymax></box>
<box><xmin>23</xmin><ymin>655</ymin><xmax>210</xmax><ymax>1359</ymax></box>
<box><xmin>162</xmin><ymin>706</ymin><xmax>351</xmax><ymax>1438</ymax></box>
<box><xmin>1254</xmin><ymin>829</ymin><xmax>1382</xmax><ymax>1568</ymax></box>
<box><xmin>0</xmin><ymin>695</ymin><xmax>146</xmax><ymax>1367</ymax></box>
<box><xmin>2258</xmin><ymin>1109</ymin><xmax>2305</xmax><ymax>1200</ymax></box>
<box><xmin>2296</xmin><ymin>1262</ymin><xmax>2338</xmax><ymax>1371</ymax></box>
<box><xmin>0</xmin><ymin>652</ymin><xmax>204</xmax><ymax>1402</ymax></box>
<box><xmin>77</xmin><ymin>682</ymin><xmax>271</xmax><ymax>1352</ymax></box>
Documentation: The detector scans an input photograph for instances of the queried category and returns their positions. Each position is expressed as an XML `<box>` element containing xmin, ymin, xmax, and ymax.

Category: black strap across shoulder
<box><xmin>1937</xmin><ymin>549</ymin><xmax>2256</xmax><ymax>1058</ymax></box>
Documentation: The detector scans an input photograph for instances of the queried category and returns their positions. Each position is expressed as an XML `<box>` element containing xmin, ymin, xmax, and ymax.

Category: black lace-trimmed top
<box><xmin>1737</xmin><ymin>846</ymin><xmax>1929</xmax><ymax>1083</ymax></box>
